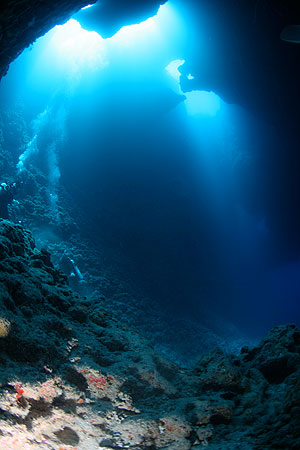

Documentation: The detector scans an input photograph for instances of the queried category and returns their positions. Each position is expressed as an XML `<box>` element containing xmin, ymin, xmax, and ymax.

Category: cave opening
<box><xmin>0</xmin><ymin>0</ymin><xmax>299</xmax><ymax>364</ymax></box>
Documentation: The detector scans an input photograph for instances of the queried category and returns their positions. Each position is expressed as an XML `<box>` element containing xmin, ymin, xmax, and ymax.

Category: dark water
<box><xmin>0</xmin><ymin>1</ymin><xmax>299</xmax><ymax>358</ymax></box>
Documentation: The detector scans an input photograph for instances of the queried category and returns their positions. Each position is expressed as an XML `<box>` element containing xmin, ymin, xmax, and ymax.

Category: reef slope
<box><xmin>0</xmin><ymin>219</ymin><xmax>300</xmax><ymax>449</ymax></box>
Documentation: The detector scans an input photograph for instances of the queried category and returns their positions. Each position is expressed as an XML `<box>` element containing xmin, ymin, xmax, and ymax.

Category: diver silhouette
<box><xmin>59</xmin><ymin>251</ymin><xmax>84</xmax><ymax>288</ymax></box>
<box><xmin>0</xmin><ymin>181</ymin><xmax>17</xmax><ymax>219</ymax></box>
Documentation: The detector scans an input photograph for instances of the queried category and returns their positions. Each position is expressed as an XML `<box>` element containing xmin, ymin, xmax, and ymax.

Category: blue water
<box><xmin>0</xmin><ymin>1</ymin><xmax>299</xmax><ymax>354</ymax></box>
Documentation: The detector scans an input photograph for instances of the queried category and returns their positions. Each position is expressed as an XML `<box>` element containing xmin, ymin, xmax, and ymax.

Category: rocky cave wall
<box><xmin>179</xmin><ymin>0</ymin><xmax>300</xmax><ymax>133</ymax></box>
<box><xmin>0</xmin><ymin>1</ymin><xmax>96</xmax><ymax>79</ymax></box>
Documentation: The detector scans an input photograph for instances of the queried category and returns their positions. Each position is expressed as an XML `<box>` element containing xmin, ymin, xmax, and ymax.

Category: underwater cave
<box><xmin>0</xmin><ymin>1</ymin><xmax>300</xmax><ymax>449</ymax></box>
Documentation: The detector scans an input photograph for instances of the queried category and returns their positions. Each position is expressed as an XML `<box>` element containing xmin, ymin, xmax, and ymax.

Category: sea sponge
<box><xmin>0</xmin><ymin>317</ymin><xmax>11</xmax><ymax>337</ymax></box>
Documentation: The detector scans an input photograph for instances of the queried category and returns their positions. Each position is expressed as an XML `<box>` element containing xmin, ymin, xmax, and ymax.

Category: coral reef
<box><xmin>0</xmin><ymin>219</ymin><xmax>299</xmax><ymax>449</ymax></box>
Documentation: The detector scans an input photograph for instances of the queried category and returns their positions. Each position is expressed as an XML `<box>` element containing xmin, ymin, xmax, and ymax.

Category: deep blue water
<box><xmin>0</xmin><ymin>1</ymin><xmax>299</xmax><ymax>348</ymax></box>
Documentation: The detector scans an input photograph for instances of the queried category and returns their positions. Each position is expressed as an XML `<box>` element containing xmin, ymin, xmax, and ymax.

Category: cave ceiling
<box><xmin>0</xmin><ymin>0</ymin><xmax>299</xmax><ymax>134</ymax></box>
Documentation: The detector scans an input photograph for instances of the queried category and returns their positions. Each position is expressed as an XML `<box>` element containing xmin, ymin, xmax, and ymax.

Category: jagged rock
<box><xmin>54</xmin><ymin>426</ymin><xmax>80</xmax><ymax>445</ymax></box>
<box><xmin>243</xmin><ymin>324</ymin><xmax>300</xmax><ymax>383</ymax></box>
<box><xmin>194</xmin><ymin>347</ymin><xmax>245</xmax><ymax>393</ymax></box>
<box><xmin>196</xmin><ymin>425</ymin><xmax>214</xmax><ymax>445</ymax></box>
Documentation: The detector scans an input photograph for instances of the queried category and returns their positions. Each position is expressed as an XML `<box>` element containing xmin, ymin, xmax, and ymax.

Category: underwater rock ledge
<box><xmin>0</xmin><ymin>219</ymin><xmax>300</xmax><ymax>449</ymax></box>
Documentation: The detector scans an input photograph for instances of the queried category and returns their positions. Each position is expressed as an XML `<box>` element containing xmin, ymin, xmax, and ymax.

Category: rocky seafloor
<box><xmin>0</xmin><ymin>219</ymin><xmax>300</xmax><ymax>450</ymax></box>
